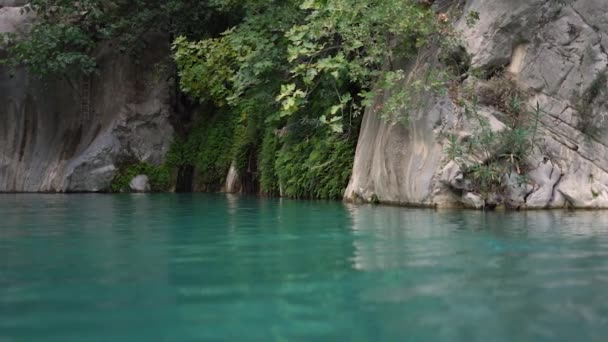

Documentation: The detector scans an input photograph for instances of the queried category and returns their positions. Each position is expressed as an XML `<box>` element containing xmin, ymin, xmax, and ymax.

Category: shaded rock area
<box><xmin>0</xmin><ymin>3</ymin><xmax>174</xmax><ymax>192</ymax></box>
<box><xmin>346</xmin><ymin>0</ymin><xmax>608</xmax><ymax>209</ymax></box>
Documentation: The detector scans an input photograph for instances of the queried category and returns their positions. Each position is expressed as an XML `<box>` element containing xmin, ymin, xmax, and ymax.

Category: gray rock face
<box><xmin>0</xmin><ymin>7</ymin><xmax>174</xmax><ymax>192</ymax></box>
<box><xmin>346</xmin><ymin>0</ymin><xmax>608</xmax><ymax>209</ymax></box>
<box><xmin>0</xmin><ymin>1</ymin><xmax>28</xmax><ymax>8</ymax></box>
<box><xmin>129</xmin><ymin>175</ymin><xmax>151</xmax><ymax>193</ymax></box>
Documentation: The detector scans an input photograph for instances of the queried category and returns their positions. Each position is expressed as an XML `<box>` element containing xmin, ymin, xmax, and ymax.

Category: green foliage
<box><xmin>274</xmin><ymin>132</ymin><xmax>355</xmax><ymax>200</ymax></box>
<box><xmin>278</xmin><ymin>0</ymin><xmax>445</xmax><ymax>122</ymax></box>
<box><xmin>1</xmin><ymin>23</ymin><xmax>97</xmax><ymax>77</ymax></box>
<box><xmin>378</xmin><ymin>68</ymin><xmax>451</xmax><ymax>125</ymax></box>
<box><xmin>184</xmin><ymin>111</ymin><xmax>238</xmax><ymax>191</ymax></box>
<box><xmin>174</xmin><ymin>0</ymin><xmax>451</xmax><ymax>132</ymax></box>
<box><xmin>172</xmin><ymin>35</ymin><xmax>239</xmax><ymax>105</ymax></box>
<box><xmin>259</xmin><ymin>130</ymin><xmax>280</xmax><ymax>195</ymax></box>
<box><xmin>167</xmin><ymin>101</ymin><xmax>268</xmax><ymax>191</ymax></box>
<box><xmin>1</xmin><ymin>0</ymin><xmax>232</xmax><ymax>77</ymax></box>
<box><xmin>465</xmin><ymin>11</ymin><xmax>480</xmax><ymax>28</ymax></box>
<box><xmin>230</xmin><ymin>100</ymin><xmax>267</xmax><ymax>174</ymax></box>
<box><xmin>173</xmin><ymin>2</ymin><xmax>295</xmax><ymax>106</ymax></box>
<box><xmin>110</xmin><ymin>162</ymin><xmax>171</xmax><ymax>192</ymax></box>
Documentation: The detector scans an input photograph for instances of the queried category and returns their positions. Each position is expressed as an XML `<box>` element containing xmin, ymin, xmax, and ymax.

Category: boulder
<box><xmin>129</xmin><ymin>175</ymin><xmax>151</xmax><ymax>193</ymax></box>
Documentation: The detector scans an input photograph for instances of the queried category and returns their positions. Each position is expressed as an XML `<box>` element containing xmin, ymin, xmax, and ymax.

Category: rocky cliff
<box><xmin>345</xmin><ymin>0</ymin><xmax>608</xmax><ymax>209</ymax></box>
<box><xmin>0</xmin><ymin>1</ymin><xmax>174</xmax><ymax>192</ymax></box>
<box><xmin>3</xmin><ymin>0</ymin><xmax>608</xmax><ymax>209</ymax></box>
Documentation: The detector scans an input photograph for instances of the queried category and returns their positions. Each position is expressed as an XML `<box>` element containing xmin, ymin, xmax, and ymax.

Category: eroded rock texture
<box><xmin>346</xmin><ymin>0</ymin><xmax>608</xmax><ymax>209</ymax></box>
<box><xmin>0</xmin><ymin>3</ymin><xmax>173</xmax><ymax>192</ymax></box>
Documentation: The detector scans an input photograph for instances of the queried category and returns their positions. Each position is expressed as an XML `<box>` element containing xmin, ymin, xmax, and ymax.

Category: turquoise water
<box><xmin>1</xmin><ymin>194</ymin><xmax>608</xmax><ymax>341</ymax></box>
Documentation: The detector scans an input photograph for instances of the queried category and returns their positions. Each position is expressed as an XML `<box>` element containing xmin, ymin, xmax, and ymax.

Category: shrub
<box><xmin>447</xmin><ymin>81</ymin><xmax>542</xmax><ymax>199</ymax></box>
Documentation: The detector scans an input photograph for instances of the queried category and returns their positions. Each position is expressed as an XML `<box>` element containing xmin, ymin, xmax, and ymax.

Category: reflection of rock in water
<box><xmin>347</xmin><ymin>205</ymin><xmax>608</xmax><ymax>335</ymax></box>
<box><xmin>348</xmin><ymin>207</ymin><xmax>608</xmax><ymax>273</ymax></box>
<box><xmin>348</xmin><ymin>205</ymin><xmax>471</xmax><ymax>271</ymax></box>
<box><xmin>511</xmin><ymin>211</ymin><xmax>608</xmax><ymax>238</ymax></box>
<box><xmin>226</xmin><ymin>194</ymin><xmax>240</xmax><ymax>216</ymax></box>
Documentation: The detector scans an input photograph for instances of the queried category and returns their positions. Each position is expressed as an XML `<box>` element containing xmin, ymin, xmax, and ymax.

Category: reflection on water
<box><xmin>347</xmin><ymin>205</ymin><xmax>608</xmax><ymax>341</ymax></box>
<box><xmin>349</xmin><ymin>206</ymin><xmax>608</xmax><ymax>270</ymax></box>
<box><xmin>1</xmin><ymin>194</ymin><xmax>608</xmax><ymax>341</ymax></box>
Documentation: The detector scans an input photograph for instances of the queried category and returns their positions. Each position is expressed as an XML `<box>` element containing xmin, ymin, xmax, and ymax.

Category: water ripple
<box><xmin>2</xmin><ymin>194</ymin><xmax>608</xmax><ymax>341</ymax></box>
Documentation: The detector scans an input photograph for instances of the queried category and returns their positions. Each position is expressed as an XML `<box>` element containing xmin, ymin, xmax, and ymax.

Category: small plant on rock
<box><xmin>446</xmin><ymin>78</ymin><xmax>542</xmax><ymax>201</ymax></box>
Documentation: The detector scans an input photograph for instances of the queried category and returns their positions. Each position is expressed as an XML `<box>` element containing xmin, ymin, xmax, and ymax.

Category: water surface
<box><xmin>1</xmin><ymin>194</ymin><xmax>608</xmax><ymax>341</ymax></box>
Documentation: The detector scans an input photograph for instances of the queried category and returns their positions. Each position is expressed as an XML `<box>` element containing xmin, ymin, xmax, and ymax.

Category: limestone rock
<box><xmin>129</xmin><ymin>175</ymin><xmax>151</xmax><ymax>193</ymax></box>
<box><xmin>504</xmin><ymin>172</ymin><xmax>534</xmax><ymax>209</ymax></box>
<box><xmin>222</xmin><ymin>162</ymin><xmax>242</xmax><ymax>193</ymax></box>
<box><xmin>346</xmin><ymin>0</ymin><xmax>608</xmax><ymax>209</ymax></box>
<box><xmin>344</xmin><ymin>91</ymin><xmax>458</xmax><ymax>206</ymax></box>
<box><xmin>462</xmin><ymin>192</ymin><xmax>484</xmax><ymax>209</ymax></box>
<box><xmin>439</xmin><ymin>161</ymin><xmax>463</xmax><ymax>188</ymax></box>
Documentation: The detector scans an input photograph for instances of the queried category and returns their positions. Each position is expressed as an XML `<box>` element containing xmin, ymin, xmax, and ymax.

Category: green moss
<box><xmin>259</xmin><ymin>129</ymin><xmax>280</xmax><ymax>195</ymax></box>
<box><xmin>110</xmin><ymin>162</ymin><xmax>172</xmax><ymax>192</ymax></box>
